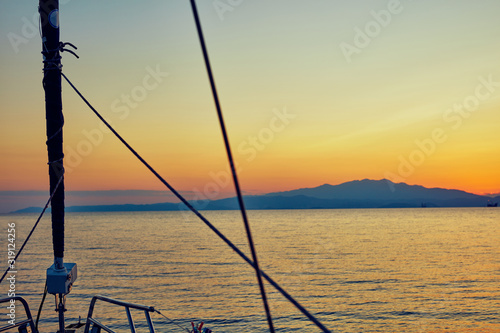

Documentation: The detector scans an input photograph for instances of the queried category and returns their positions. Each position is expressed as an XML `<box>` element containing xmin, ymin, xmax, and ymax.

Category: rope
<box><xmin>0</xmin><ymin>175</ymin><xmax>64</xmax><ymax>285</ymax></box>
<box><xmin>189</xmin><ymin>1</ymin><xmax>275</xmax><ymax>332</ymax></box>
<box><xmin>61</xmin><ymin>73</ymin><xmax>332</xmax><ymax>333</ymax></box>
<box><xmin>41</xmin><ymin>47</ymin><xmax>62</xmax><ymax>72</ymax></box>
<box><xmin>35</xmin><ymin>282</ymin><xmax>48</xmax><ymax>332</ymax></box>
<box><xmin>154</xmin><ymin>309</ymin><xmax>191</xmax><ymax>333</ymax></box>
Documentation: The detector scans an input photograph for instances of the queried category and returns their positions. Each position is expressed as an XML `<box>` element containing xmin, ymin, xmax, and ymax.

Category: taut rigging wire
<box><xmin>189</xmin><ymin>1</ymin><xmax>275</xmax><ymax>332</ymax></box>
<box><xmin>0</xmin><ymin>174</ymin><xmax>64</xmax><ymax>285</ymax></box>
<box><xmin>61</xmin><ymin>72</ymin><xmax>332</xmax><ymax>333</ymax></box>
<box><xmin>1</xmin><ymin>2</ymin><xmax>333</xmax><ymax>332</ymax></box>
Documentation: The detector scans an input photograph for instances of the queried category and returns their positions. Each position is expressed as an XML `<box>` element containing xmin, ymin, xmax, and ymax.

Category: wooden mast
<box><xmin>39</xmin><ymin>2</ymin><xmax>68</xmax><ymax>332</ymax></box>
<box><xmin>40</xmin><ymin>0</ymin><xmax>65</xmax><ymax>270</ymax></box>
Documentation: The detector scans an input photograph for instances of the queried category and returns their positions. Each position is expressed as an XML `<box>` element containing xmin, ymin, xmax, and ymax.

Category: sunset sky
<box><xmin>1</xmin><ymin>0</ymin><xmax>500</xmax><ymax>213</ymax></box>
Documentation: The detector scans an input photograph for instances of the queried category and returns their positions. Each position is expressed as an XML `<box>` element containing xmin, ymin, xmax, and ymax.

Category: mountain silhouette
<box><xmin>263</xmin><ymin>179</ymin><xmax>487</xmax><ymax>207</ymax></box>
<box><xmin>11</xmin><ymin>179</ymin><xmax>499</xmax><ymax>213</ymax></box>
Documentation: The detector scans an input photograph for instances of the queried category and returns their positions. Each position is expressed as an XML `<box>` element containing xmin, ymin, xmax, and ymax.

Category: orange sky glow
<box><xmin>1</xmin><ymin>1</ymin><xmax>499</xmax><ymax>213</ymax></box>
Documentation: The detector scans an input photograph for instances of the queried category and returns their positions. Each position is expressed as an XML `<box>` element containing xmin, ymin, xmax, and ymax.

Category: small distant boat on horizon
<box><xmin>486</xmin><ymin>201</ymin><xmax>498</xmax><ymax>207</ymax></box>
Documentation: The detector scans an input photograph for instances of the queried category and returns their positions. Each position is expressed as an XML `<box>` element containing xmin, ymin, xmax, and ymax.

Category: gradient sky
<box><xmin>1</xmin><ymin>0</ymin><xmax>500</xmax><ymax>213</ymax></box>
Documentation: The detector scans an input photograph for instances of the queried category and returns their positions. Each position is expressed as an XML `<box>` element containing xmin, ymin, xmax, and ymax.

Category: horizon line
<box><xmin>2</xmin><ymin>178</ymin><xmax>498</xmax><ymax>197</ymax></box>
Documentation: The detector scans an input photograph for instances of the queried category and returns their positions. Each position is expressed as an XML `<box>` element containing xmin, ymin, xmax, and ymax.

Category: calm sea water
<box><xmin>1</xmin><ymin>208</ymin><xmax>499</xmax><ymax>332</ymax></box>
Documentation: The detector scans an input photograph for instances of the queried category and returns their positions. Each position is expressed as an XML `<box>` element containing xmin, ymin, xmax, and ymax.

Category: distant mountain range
<box><xmin>12</xmin><ymin>179</ymin><xmax>500</xmax><ymax>213</ymax></box>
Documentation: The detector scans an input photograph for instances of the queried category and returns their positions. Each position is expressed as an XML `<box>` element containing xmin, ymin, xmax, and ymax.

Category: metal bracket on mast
<box><xmin>47</xmin><ymin>262</ymin><xmax>77</xmax><ymax>295</ymax></box>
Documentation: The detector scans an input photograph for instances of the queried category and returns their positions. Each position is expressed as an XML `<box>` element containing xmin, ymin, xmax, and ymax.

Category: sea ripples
<box><xmin>1</xmin><ymin>208</ymin><xmax>499</xmax><ymax>332</ymax></box>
